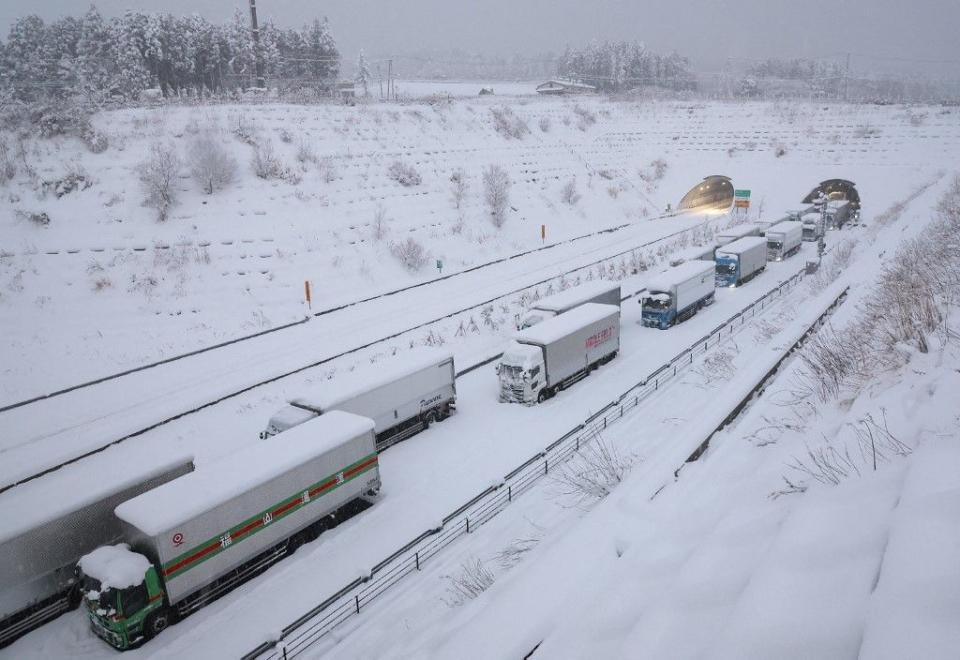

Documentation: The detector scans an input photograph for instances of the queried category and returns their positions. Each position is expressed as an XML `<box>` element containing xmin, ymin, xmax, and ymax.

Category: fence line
<box><xmin>243</xmin><ymin>266</ymin><xmax>810</xmax><ymax>660</ymax></box>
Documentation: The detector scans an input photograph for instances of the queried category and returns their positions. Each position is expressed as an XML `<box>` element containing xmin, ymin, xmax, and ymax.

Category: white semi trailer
<box><xmin>714</xmin><ymin>236</ymin><xmax>768</xmax><ymax>288</ymax></box>
<box><xmin>640</xmin><ymin>261</ymin><xmax>716</xmax><ymax>329</ymax></box>
<box><xmin>518</xmin><ymin>280</ymin><xmax>621</xmax><ymax>329</ymax></box>
<box><xmin>765</xmin><ymin>220</ymin><xmax>804</xmax><ymax>261</ymax></box>
<box><xmin>0</xmin><ymin>453</ymin><xmax>194</xmax><ymax>647</ymax></box>
<box><xmin>78</xmin><ymin>412</ymin><xmax>380</xmax><ymax>650</ymax></box>
<box><xmin>498</xmin><ymin>303</ymin><xmax>620</xmax><ymax>405</ymax></box>
<box><xmin>262</xmin><ymin>348</ymin><xmax>456</xmax><ymax>449</ymax></box>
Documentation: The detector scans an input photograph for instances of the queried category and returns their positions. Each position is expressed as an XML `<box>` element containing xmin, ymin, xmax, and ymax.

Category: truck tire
<box><xmin>537</xmin><ymin>389</ymin><xmax>549</xmax><ymax>403</ymax></box>
<box><xmin>144</xmin><ymin>608</ymin><xmax>172</xmax><ymax>640</ymax></box>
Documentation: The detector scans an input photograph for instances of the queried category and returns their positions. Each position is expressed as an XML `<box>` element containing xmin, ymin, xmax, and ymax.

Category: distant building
<box><xmin>536</xmin><ymin>80</ymin><xmax>597</xmax><ymax>96</ymax></box>
<box><xmin>336</xmin><ymin>80</ymin><xmax>356</xmax><ymax>101</ymax></box>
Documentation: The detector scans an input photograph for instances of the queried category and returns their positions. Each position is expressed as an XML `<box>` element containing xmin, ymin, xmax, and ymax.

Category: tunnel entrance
<box><xmin>802</xmin><ymin>179</ymin><xmax>861</xmax><ymax>211</ymax></box>
<box><xmin>679</xmin><ymin>175</ymin><xmax>734</xmax><ymax>212</ymax></box>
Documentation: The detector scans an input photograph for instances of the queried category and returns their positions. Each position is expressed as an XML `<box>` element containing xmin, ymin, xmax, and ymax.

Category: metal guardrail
<box><xmin>243</xmin><ymin>266</ymin><xmax>810</xmax><ymax>660</ymax></box>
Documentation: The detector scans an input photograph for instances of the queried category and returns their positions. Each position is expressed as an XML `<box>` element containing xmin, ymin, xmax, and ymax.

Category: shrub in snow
<box><xmin>551</xmin><ymin>435</ymin><xmax>635</xmax><ymax>506</ymax></box>
<box><xmin>490</xmin><ymin>106</ymin><xmax>529</xmax><ymax>140</ymax></box>
<box><xmin>137</xmin><ymin>143</ymin><xmax>179</xmax><ymax>222</ymax></box>
<box><xmin>15</xmin><ymin>209</ymin><xmax>50</xmax><ymax>226</ymax></box>
<box><xmin>442</xmin><ymin>558</ymin><xmax>496</xmax><ymax>606</ymax></box>
<box><xmin>450</xmin><ymin>167</ymin><xmax>468</xmax><ymax>209</ymax></box>
<box><xmin>482</xmin><ymin>164</ymin><xmax>511</xmax><ymax>228</ymax></box>
<box><xmin>0</xmin><ymin>138</ymin><xmax>14</xmax><ymax>184</ymax></box>
<box><xmin>317</xmin><ymin>157</ymin><xmax>337</xmax><ymax>183</ymax></box>
<box><xmin>296</xmin><ymin>141</ymin><xmax>318</xmax><ymax>165</ymax></box>
<box><xmin>40</xmin><ymin>165</ymin><xmax>92</xmax><ymax>198</ymax></box>
<box><xmin>572</xmin><ymin>104</ymin><xmax>597</xmax><ymax>130</ymax></box>
<box><xmin>538</xmin><ymin>116</ymin><xmax>551</xmax><ymax>133</ymax></box>
<box><xmin>189</xmin><ymin>135</ymin><xmax>237</xmax><ymax>195</ymax></box>
<box><xmin>371</xmin><ymin>206</ymin><xmax>390</xmax><ymax>241</ymax></box>
<box><xmin>561</xmin><ymin>178</ymin><xmax>581</xmax><ymax>205</ymax></box>
<box><xmin>390</xmin><ymin>237</ymin><xmax>428</xmax><ymax>271</ymax></box>
<box><xmin>252</xmin><ymin>140</ymin><xmax>299</xmax><ymax>182</ymax></box>
<box><xmin>387</xmin><ymin>160</ymin><xmax>422</xmax><ymax>187</ymax></box>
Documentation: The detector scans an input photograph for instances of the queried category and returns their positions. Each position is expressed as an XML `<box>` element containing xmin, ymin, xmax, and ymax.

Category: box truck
<box><xmin>498</xmin><ymin>303</ymin><xmax>620</xmax><ymax>405</ymax></box>
<box><xmin>825</xmin><ymin>199</ymin><xmax>851</xmax><ymax>229</ymax></box>
<box><xmin>78</xmin><ymin>412</ymin><xmax>380</xmax><ymax>650</ymax></box>
<box><xmin>714</xmin><ymin>236</ymin><xmax>768</xmax><ymax>288</ymax></box>
<box><xmin>262</xmin><ymin>348</ymin><xmax>456</xmax><ymax>450</ymax></box>
<box><xmin>518</xmin><ymin>280</ymin><xmax>621</xmax><ymax>329</ymax></box>
<box><xmin>765</xmin><ymin>221</ymin><xmax>804</xmax><ymax>261</ymax></box>
<box><xmin>0</xmin><ymin>453</ymin><xmax>194</xmax><ymax>647</ymax></box>
<box><xmin>640</xmin><ymin>261</ymin><xmax>715</xmax><ymax>329</ymax></box>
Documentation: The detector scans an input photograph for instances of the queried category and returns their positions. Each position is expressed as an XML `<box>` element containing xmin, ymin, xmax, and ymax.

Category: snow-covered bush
<box><xmin>387</xmin><ymin>160</ymin><xmax>422</xmax><ymax>187</ymax></box>
<box><xmin>561</xmin><ymin>178</ymin><xmax>580</xmax><ymax>205</ymax></box>
<box><xmin>371</xmin><ymin>206</ymin><xmax>389</xmax><ymax>242</ymax></box>
<box><xmin>137</xmin><ymin>143</ymin><xmax>180</xmax><ymax>222</ymax></box>
<box><xmin>189</xmin><ymin>135</ymin><xmax>237</xmax><ymax>194</ymax></box>
<box><xmin>450</xmin><ymin>167</ymin><xmax>468</xmax><ymax>209</ymax></box>
<box><xmin>483</xmin><ymin>164</ymin><xmax>511</xmax><ymax>228</ymax></box>
<box><xmin>252</xmin><ymin>141</ymin><xmax>299</xmax><ymax>183</ymax></box>
<box><xmin>573</xmin><ymin>104</ymin><xmax>597</xmax><ymax>130</ymax></box>
<box><xmin>40</xmin><ymin>164</ymin><xmax>92</xmax><ymax>198</ymax></box>
<box><xmin>551</xmin><ymin>436</ymin><xmax>635</xmax><ymax>506</ymax></box>
<box><xmin>296</xmin><ymin>141</ymin><xmax>318</xmax><ymax>165</ymax></box>
<box><xmin>390</xmin><ymin>237</ymin><xmax>428</xmax><ymax>271</ymax></box>
<box><xmin>0</xmin><ymin>138</ymin><xmax>15</xmax><ymax>184</ymax></box>
<box><xmin>490</xmin><ymin>106</ymin><xmax>529</xmax><ymax>139</ymax></box>
<box><xmin>442</xmin><ymin>558</ymin><xmax>495</xmax><ymax>607</ymax></box>
<box><xmin>538</xmin><ymin>116</ymin><xmax>551</xmax><ymax>132</ymax></box>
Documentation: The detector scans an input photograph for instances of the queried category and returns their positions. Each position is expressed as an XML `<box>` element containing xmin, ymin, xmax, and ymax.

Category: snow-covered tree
<box><xmin>355</xmin><ymin>48</ymin><xmax>371</xmax><ymax>96</ymax></box>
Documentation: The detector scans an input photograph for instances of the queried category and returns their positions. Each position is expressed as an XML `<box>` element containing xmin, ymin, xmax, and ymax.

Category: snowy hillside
<box><xmin>3</xmin><ymin>98</ymin><xmax>956</xmax><ymax>402</ymax></box>
<box><xmin>1</xmin><ymin>95</ymin><xmax>958</xmax><ymax>660</ymax></box>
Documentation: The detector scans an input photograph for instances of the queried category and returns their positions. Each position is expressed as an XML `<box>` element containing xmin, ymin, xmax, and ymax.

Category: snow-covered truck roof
<box><xmin>0</xmin><ymin>449</ymin><xmax>194</xmax><ymax>544</ymax></box>
<box><xmin>716</xmin><ymin>223</ymin><xmax>761</xmax><ymax>241</ymax></box>
<box><xmin>827</xmin><ymin>199</ymin><xmax>850</xmax><ymax>209</ymax></box>
<box><xmin>646</xmin><ymin>260</ymin><xmax>715</xmax><ymax>294</ymax></box>
<box><xmin>514</xmin><ymin>303</ymin><xmax>619</xmax><ymax>346</ymax></box>
<box><xmin>115</xmin><ymin>411</ymin><xmax>375</xmax><ymax>537</ymax></box>
<box><xmin>78</xmin><ymin>543</ymin><xmax>151</xmax><ymax>590</ymax></box>
<box><xmin>716</xmin><ymin>235</ymin><xmax>767</xmax><ymax>256</ymax></box>
<box><xmin>530</xmin><ymin>280</ymin><xmax>621</xmax><ymax>312</ymax></box>
<box><xmin>765</xmin><ymin>220</ymin><xmax>803</xmax><ymax>236</ymax></box>
<box><xmin>290</xmin><ymin>347</ymin><xmax>454</xmax><ymax>412</ymax></box>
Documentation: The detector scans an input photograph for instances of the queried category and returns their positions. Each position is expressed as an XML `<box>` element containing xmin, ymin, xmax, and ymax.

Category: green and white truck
<box><xmin>77</xmin><ymin>411</ymin><xmax>380</xmax><ymax>650</ymax></box>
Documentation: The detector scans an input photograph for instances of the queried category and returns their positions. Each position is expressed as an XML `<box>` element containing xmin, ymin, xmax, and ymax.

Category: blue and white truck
<box><xmin>714</xmin><ymin>236</ymin><xmax>768</xmax><ymax>288</ymax></box>
<box><xmin>765</xmin><ymin>221</ymin><xmax>803</xmax><ymax>261</ymax></box>
<box><xmin>640</xmin><ymin>261</ymin><xmax>715</xmax><ymax>329</ymax></box>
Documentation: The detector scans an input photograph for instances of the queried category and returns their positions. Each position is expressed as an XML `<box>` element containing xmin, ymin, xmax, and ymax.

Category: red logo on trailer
<box><xmin>172</xmin><ymin>532</ymin><xmax>184</xmax><ymax>547</ymax></box>
<box><xmin>585</xmin><ymin>326</ymin><xmax>615</xmax><ymax>349</ymax></box>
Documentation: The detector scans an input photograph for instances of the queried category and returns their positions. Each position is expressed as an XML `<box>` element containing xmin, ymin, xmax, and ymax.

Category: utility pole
<box><xmin>249</xmin><ymin>0</ymin><xmax>265</xmax><ymax>89</ymax></box>
<box><xmin>377</xmin><ymin>62</ymin><xmax>383</xmax><ymax>100</ymax></box>
<box><xmin>387</xmin><ymin>59</ymin><xmax>393</xmax><ymax>100</ymax></box>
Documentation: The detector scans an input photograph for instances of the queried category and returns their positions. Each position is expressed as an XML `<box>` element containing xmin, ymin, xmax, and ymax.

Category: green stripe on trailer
<box><xmin>163</xmin><ymin>453</ymin><xmax>378</xmax><ymax>579</ymax></box>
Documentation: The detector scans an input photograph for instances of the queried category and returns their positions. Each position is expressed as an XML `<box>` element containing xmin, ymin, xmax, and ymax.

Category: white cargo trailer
<box><xmin>714</xmin><ymin>236</ymin><xmax>768</xmax><ymax>288</ymax></box>
<box><xmin>765</xmin><ymin>221</ymin><xmax>803</xmax><ymax>261</ymax></box>
<box><xmin>79</xmin><ymin>412</ymin><xmax>380</xmax><ymax>650</ymax></box>
<box><xmin>262</xmin><ymin>348</ymin><xmax>456</xmax><ymax>449</ymax></box>
<box><xmin>0</xmin><ymin>452</ymin><xmax>193</xmax><ymax>647</ymax></box>
<box><xmin>715</xmin><ymin>223</ymin><xmax>762</xmax><ymax>247</ymax></box>
<box><xmin>640</xmin><ymin>261</ymin><xmax>715</xmax><ymax>329</ymax></box>
<box><xmin>825</xmin><ymin>199</ymin><xmax>851</xmax><ymax>229</ymax></box>
<box><xmin>518</xmin><ymin>280</ymin><xmax>621</xmax><ymax>329</ymax></box>
<box><xmin>498</xmin><ymin>303</ymin><xmax>620</xmax><ymax>404</ymax></box>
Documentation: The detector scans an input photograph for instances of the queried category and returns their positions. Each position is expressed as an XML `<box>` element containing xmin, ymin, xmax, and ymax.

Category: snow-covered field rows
<box><xmin>2</xmin><ymin>98</ymin><xmax>957</xmax><ymax>400</ymax></box>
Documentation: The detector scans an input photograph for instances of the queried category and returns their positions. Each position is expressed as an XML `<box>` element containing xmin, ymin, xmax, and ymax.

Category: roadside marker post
<box><xmin>304</xmin><ymin>280</ymin><xmax>312</xmax><ymax>310</ymax></box>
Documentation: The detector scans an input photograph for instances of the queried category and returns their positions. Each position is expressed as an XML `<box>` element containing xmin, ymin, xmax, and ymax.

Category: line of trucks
<box><xmin>0</xmin><ymin>203</ymin><xmax>836</xmax><ymax>649</ymax></box>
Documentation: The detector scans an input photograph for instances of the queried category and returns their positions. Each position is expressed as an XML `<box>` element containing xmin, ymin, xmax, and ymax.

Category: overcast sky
<box><xmin>2</xmin><ymin>0</ymin><xmax>958</xmax><ymax>77</ymax></box>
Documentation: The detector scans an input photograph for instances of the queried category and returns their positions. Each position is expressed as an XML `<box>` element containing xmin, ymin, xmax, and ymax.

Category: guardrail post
<box><xmin>355</xmin><ymin>595</ymin><xmax>360</xmax><ymax>614</ymax></box>
<box><xmin>604</xmin><ymin>417</ymin><xmax>607</xmax><ymax>429</ymax></box>
<box><xmin>544</xmin><ymin>458</ymin><xmax>549</xmax><ymax>474</ymax></box>
<box><xmin>415</xmin><ymin>551</ymin><xmax>420</xmax><ymax>571</ymax></box>
<box><xmin>508</xmin><ymin>485</ymin><xmax>513</xmax><ymax>502</ymax></box>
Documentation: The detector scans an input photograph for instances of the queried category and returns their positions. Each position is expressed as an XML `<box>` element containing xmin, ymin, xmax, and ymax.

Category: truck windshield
<box><xmin>768</xmin><ymin>241</ymin><xmax>782</xmax><ymax>250</ymax></box>
<box><xmin>715</xmin><ymin>262</ymin><xmax>736</xmax><ymax>275</ymax></box>
<box><xmin>643</xmin><ymin>294</ymin><xmax>671</xmax><ymax>311</ymax></box>
<box><xmin>82</xmin><ymin>575</ymin><xmax>118</xmax><ymax>612</ymax></box>
<box><xmin>500</xmin><ymin>364</ymin><xmax>524</xmax><ymax>378</ymax></box>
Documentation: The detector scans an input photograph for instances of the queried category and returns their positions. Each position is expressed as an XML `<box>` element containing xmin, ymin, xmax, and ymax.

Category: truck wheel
<box><xmin>144</xmin><ymin>608</ymin><xmax>172</xmax><ymax>640</ymax></box>
<box><xmin>537</xmin><ymin>389</ymin><xmax>548</xmax><ymax>403</ymax></box>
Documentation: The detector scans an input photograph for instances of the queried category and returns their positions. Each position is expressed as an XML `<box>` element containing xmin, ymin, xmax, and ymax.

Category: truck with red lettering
<box><xmin>76</xmin><ymin>411</ymin><xmax>380</xmax><ymax>650</ymax></box>
<box><xmin>497</xmin><ymin>303</ymin><xmax>620</xmax><ymax>404</ymax></box>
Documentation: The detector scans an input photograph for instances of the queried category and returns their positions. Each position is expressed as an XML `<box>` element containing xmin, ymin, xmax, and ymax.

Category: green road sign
<box><xmin>734</xmin><ymin>189</ymin><xmax>751</xmax><ymax>199</ymax></box>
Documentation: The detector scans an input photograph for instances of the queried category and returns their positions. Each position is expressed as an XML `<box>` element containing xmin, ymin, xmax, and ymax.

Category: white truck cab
<box><xmin>496</xmin><ymin>341</ymin><xmax>545</xmax><ymax>403</ymax></box>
